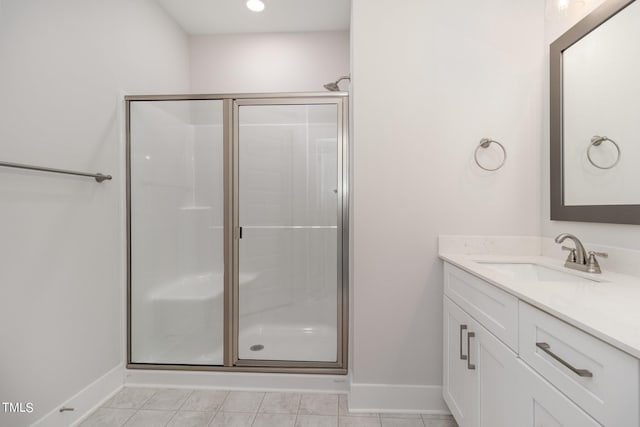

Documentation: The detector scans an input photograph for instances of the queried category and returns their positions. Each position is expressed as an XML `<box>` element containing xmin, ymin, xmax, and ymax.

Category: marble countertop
<box><xmin>439</xmin><ymin>252</ymin><xmax>640</xmax><ymax>359</ymax></box>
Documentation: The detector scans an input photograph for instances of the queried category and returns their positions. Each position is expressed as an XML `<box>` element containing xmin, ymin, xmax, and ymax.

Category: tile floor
<box><xmin>80</xmin><ymin>387</ymin><xmax>458</xmax><ymax>427</ymax></box>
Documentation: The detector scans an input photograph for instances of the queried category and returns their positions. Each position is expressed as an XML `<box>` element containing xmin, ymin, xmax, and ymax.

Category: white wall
<box><xmin>190</xmin><ymin>31</ymin><xmax>350</xmax><ymax>93</ymax></box>
<box><xmin>350</xmin><ymin>0</ymin><xmax>543</xmax><ymax>410</ymax></box>
<box><xmin>0</xmin><ymin>1</ymin><xmax>190</xmax><ymax>425</ymax></box>
<box><xmin>542</xmin><ymin>0</ymin><xmax>640</xmax><ymax>250</ymax></box>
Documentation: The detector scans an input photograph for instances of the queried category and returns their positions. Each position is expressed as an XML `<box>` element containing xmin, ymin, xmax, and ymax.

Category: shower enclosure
<box><xmin>126</xmin><ymin>93</ymin><xmax>348</xmax><ymax>373</ymax></box>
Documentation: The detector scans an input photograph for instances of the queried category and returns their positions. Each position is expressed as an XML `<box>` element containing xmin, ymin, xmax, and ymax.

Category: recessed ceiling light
<box><xmin>246</xmin><ymin>0</ymin><xmax>265</xmax><ymax>12</ymax></box>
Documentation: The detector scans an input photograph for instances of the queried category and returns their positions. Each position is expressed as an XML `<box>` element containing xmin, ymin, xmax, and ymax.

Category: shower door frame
<box><xmin>232</xmin><ymin>97</ymin><xmax>347</xmax><ymax>369</ymax></box>
<box><xmin>125</xmin><ymin>92</ymin><xmax>349</xmax><ymax>374</ymax></box>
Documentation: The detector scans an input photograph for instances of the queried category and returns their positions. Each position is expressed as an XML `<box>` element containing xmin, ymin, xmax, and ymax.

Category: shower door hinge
<box><xmin>235</xmin><ymin>226</ymin><xmax>243</xmax><ymax>239</ymax></box>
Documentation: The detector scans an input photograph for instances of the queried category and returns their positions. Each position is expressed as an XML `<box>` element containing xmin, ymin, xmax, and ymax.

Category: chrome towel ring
<box><xmin>587</xmin><ymin>135</ymin><xmax>621</xmax><ymax>170</ymax></box>
<box><xmin>474</xmin><ymin>138</ymin><xmax>506</xmax><ymax>171</ymax></box>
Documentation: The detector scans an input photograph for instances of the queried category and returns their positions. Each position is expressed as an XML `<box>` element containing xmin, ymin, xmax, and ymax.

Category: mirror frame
<box><xmin>550</xmin><ymin>0</ymin><xmax>640</xmax><ymax>224</ymax></box>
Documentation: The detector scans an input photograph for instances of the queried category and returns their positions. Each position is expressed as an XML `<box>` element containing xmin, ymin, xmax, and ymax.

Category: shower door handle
<box><xmin>235</xmin><ymin>226</ymin><xmax>243</xmax><ymax>239</ymax></box>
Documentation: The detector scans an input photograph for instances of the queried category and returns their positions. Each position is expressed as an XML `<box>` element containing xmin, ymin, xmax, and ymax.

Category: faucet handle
<box><xmin>586</xmin><ymin>251</ymin><xmax>607</xmax><ymax>274</ymax></box>
<box><xmin>561</xmin><ymin>246</ymin><xmax>577</xmax><ymax>262</ymax></box>
<box><xmin>589</xmin><ymin>251</ymin><xmax>608</xmax><ymax>258</ymax></box>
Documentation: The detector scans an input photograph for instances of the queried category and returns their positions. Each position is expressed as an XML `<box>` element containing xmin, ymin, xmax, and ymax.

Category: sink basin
<box><xmin>478</xmin><ymin>262</ymin><xmax>600</xmax><ymax>283</ymax></box>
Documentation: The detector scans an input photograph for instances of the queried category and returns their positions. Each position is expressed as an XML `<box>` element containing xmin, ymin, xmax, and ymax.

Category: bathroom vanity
<box><xmin>439</xmin><ymin>239</ymin><xmax>640</xmax><ymax>427</ymax></box>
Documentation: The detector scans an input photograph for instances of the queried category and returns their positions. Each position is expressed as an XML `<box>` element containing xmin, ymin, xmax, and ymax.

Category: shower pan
<box><xmin>126</xmin><ymin>93</ymin><xmax>348</xmax><ymax>374</ymax></box>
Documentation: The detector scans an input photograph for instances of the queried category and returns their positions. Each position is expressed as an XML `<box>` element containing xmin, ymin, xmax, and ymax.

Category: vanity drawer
<box><xmin>519</xmin><ymin>301</ymin><xmax>640</xmax><ymax>426</ymax></box>
<box><xmin>444</xmin><ymin>263</ymin><xmax>518</xmax><ymax>351</ymax></box>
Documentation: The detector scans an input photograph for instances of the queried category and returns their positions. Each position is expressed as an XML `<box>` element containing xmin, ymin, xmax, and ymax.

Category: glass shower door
<box><xmin>129</xmin><ymin>99</ymin><xmax>225</xmax><ymax>365</ymax></box>
<box><xmin>235</xmin><ymin>100</ymin><xmax>343</xmax><ymax>364</ymax></box>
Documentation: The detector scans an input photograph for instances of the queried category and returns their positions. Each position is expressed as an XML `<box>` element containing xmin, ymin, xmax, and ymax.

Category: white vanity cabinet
<box><xmin>442</xmin><ymin>262</ymin><xmax>640</xmax><ymax>427</ymax></box>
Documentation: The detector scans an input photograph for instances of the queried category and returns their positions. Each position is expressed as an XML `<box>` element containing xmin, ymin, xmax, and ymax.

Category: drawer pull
<box><xmin>460</xmin><ymin>325</ymin><xmax>468</xmax><ymax>360</ymax></box>
<box><xmin>467</xmin><ymin>332</ymin><xmax>476</xmax><ymax>370</ymax></box>
<box><xmin>536</xmin><ymin>342</ymin><xmax>593</xmax><ymax>378</ymax></box>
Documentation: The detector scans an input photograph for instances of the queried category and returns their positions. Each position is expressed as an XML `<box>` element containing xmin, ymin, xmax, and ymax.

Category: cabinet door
<box><xmin>444</xmin><ymin>296</ymin><xmax>477</xmax><ymax>427</ymax></box>
<box><xmin>444</xmin><ymin>296</ymin><xmax>519</xmax><ymax>427</ymax></box>
<box><xmin>474</xmin><ymin>315</ymin><xmax>518</xmax><ymax>427</ymax></box>
<box><xmin>516</xmin><ymin>360</ymin><xmax>601</xmax><ymax>427</ymax></box>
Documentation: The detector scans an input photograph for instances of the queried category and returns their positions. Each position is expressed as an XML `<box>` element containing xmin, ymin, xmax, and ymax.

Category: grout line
<box><xmin>162</xmin><ymin>408</ymin><xmax>179</xmax><ymax>427</ymax></box>
<box><xmin>207</xmin><ymin>409</ymin><xmax>218</xmax><ymax>427</ymax></box>
<box><xmin>218</xmin><ymin>389</ymin><xmax>231</xmax><ymax>412</ymax></box>
<box><xmin>137</xmin><ymin>388</ymin><xmax>158</xmax><ymax>410</ymax></box>
<box><xmin>176</xmin><ymin>388</ymin><xmax>195</xmax><ymax>412</ymax></box>
<box><xmin>296</xmin><ymin>392</ymin><xmax>303</xmax><ymax>425</ymax></box>
<box><xmin>256</xmin><ymin>390</ymin><xmax>267</xmax><ymax>415</ymax></box>
<box><xmin>119</xmin><ymin>409</ymin><xmax>136</xmax><ymax>427</ymax></box>
<box><xmin>208</xmin><ymin>410</ymin><xmax>220</xmax><ymax>427</ymax></box>
<box><xmin>250</xmin><ymin>392</ymin><xmax>267</xmax><ymax>426</ymax></box>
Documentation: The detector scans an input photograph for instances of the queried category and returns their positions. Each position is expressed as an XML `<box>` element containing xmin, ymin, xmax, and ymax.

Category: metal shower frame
<box><xmin>125</xmin><ymin>92</ymin><xmax>349</xmax><ymax>375</ymax></box>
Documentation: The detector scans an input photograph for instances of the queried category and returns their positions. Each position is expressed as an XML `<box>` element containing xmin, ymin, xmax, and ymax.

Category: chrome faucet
<box><xmin>554</xmin><ymin>233</ymin><xmax>608</xmax><ymax>274</ymax></box>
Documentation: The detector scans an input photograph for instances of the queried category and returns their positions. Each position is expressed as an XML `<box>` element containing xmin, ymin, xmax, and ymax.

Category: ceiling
<box><xmin>156</xmin><ymin>0</ymin><xmax>351</xmax><ymax>35</ymax></box>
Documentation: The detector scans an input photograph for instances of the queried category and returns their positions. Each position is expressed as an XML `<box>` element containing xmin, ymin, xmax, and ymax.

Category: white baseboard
<box><xmin>125</xmin><ymin>369</ymin><xmax>349</xmax><ymax>393</ymax></box>
<box><xmin>349</xmin><ymin>383</ymin><xmax>450</xmax><ymax>414</ymax></box>
<box><xmin>32</xmin><ymin>364</ymin><xmax>124</xmax><ymax>427</ymax></box>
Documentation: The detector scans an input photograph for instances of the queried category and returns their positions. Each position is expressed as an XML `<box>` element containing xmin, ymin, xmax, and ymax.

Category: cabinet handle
<box><xmin>467</xmin><ymin>332</ymin><xmax>476</xmax><ymax>370</ymax></box>
<box><xmin>536</xmin><ymin>342</ymin><xmax>593</xmax><ymax>378</ymax></box>
<box><xmin>459</xmin><ymin>325</ymin><xmax>468</xmax><ymax>360</ymax></box>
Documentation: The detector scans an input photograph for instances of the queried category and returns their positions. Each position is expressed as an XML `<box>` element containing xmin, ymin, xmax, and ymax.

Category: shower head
<box><xmin>323</xmin><ymin>75</ymin><xmax>350</xmax><ymax>92</ymax></box>
<box><xmin>323</xmin><ymin>82</ymin><xmax>340</xmax><ymax>92</ymax></box>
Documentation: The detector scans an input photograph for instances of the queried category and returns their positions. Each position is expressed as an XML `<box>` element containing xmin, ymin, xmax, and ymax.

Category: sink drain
<box><xmin>249</xmin><ymin>344</ymin><xmax>264</xmax><ymax>351</ymax></box>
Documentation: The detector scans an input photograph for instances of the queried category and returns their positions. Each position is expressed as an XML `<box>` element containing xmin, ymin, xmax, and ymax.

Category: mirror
<box><xmin>550</xmin><ymin>0</ymin><xmax>640</xmax><ymax>224</ymax></box>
